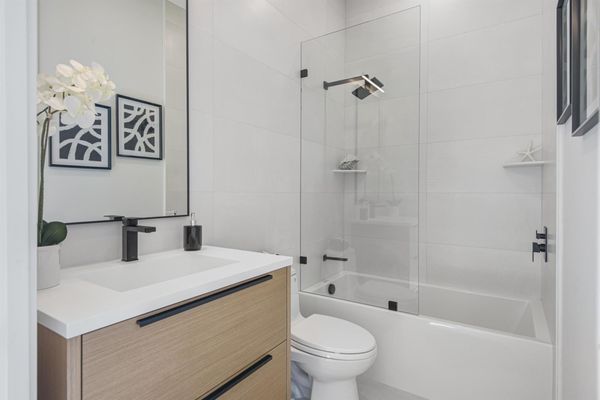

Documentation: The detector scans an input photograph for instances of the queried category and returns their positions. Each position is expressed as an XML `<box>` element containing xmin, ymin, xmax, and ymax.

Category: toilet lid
<box><xmin>292</xmin><ymin>314</ymin><xmax>376</xmax><ymax>355</ymax></box>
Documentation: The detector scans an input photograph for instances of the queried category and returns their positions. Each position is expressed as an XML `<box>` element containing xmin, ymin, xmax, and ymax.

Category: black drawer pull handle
<box><xmin>136</xmin><ymin>274</ymin><xmax>273</xmax><ymax>327</ymax></box>
<box><xmin>202</xmin><ymin>354</ymin><xmax>273</xmax><ymax>400</ymax></box>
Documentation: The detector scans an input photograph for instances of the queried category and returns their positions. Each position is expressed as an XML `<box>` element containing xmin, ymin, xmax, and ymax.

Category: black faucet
<box><xmin>122</xmin><ymin>218</ymin><xmax>156</xmax><ymax>262</ymax></box>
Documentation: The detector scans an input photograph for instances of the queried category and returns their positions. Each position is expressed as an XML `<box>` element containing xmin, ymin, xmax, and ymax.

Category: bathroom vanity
<box><xmin>37</xmin><ymin>247</ymin><xmax>292</xmax><ymax>400</ymax></box>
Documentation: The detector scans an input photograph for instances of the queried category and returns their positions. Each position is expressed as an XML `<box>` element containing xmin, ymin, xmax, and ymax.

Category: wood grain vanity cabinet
<box><xmin>38</xmin><ymin>267</ymin><xmax>291</xmax><ymax>400</ymax></box>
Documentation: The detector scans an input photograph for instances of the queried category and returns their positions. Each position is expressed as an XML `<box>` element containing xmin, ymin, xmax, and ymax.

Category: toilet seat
<box><xmin>291</xmin><ymin>314</ymin><xmax>376</xmax><ymax>360</ymax></box>
<box><xmin>292</xmin><ymin>339</ymin><xmax>377</xmax><ymax>361</ymax></box>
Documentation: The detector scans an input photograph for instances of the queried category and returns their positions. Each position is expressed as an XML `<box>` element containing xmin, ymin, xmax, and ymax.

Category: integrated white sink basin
<box><xmin>38</xmin><ymin>246</ymin><xmax>293</xmax><ymax>338</ymax></box>
<box><xmin>78</xmin><ymin>254</ymin><xmax>236</xmax><ymax>292</ymax></box>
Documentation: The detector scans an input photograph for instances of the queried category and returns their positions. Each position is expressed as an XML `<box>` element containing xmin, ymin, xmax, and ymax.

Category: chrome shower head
<box><xmin>352</xmin><ymin>76</ymin><xmax>385</xmax><ymax>100</ymax></box>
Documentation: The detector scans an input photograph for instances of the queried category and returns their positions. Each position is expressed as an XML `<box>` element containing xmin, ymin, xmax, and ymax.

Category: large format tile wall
<box><xmin>347</xmin><ymin>0</ymin><xmax>552</xmax><ymax>308</ymax></box>
<box><xmin>59</xmin><ymin>0</ymin><xmax>346</xmax><ymax>267</ymax></box>
<box><xmin>189</xmin><ymin>0</ymin><xmax>345</xmax><ymax>261</ymax></box>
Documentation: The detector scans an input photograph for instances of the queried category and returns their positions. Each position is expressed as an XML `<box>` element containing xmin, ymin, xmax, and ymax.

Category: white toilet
<box><xmin>290</xmin><ymin>270</ymin><xmax>377</xmax><ymax>400</ymax></box>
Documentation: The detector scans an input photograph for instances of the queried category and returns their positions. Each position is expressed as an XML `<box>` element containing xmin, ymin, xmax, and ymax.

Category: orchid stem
<box><xmin>38</xmin><ymin>116</ymin><xmax>50</xmax><ymax>245</ymax></box>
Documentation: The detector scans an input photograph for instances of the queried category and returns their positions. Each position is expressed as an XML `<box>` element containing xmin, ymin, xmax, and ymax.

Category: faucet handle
<box><xmin>122</xmin><ymin>217</ymin><xmax>139</xmax><ymax>226</ymax></box>
<box><xmin>104</xmin><ymin>215</ymin><xmax>123</xmax><ymax>221</ymax></box>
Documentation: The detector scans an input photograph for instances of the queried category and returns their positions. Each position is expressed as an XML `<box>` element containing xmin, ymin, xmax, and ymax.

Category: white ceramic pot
<box><xmin>37</xmin><ymin>245</ymin><xmax>60</xmax><ymax>290</ymax></box>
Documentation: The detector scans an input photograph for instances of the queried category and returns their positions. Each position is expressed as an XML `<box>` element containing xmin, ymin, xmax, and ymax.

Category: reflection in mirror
<box><xmin>39</xmin><ymin>0</ymin><xmax>188</xmax><ymax>223</ymax></box>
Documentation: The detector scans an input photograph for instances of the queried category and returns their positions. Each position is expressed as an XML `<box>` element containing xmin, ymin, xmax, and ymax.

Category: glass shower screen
<box><xmin>299</xmin><ymin>8</ymin><xmax>421</xmax><ymax>314</ymax></box>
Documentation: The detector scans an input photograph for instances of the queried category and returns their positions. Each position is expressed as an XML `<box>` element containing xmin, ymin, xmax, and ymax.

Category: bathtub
<box><xmin>301</xmin><ymin>271</ymin><xmax>553</xmax><ymax>400</ymax></box>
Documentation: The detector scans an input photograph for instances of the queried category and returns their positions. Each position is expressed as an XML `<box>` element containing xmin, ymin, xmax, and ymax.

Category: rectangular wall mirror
<box><xmin>38</xmin><ymin>0</ymin><xmax>189</xmax><ymax>224</ymax></box>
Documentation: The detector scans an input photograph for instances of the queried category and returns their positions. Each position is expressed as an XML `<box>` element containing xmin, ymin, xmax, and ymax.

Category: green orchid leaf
<box><xmin>40</xmin><ymin>221</ymin><xmax>68</xmax><ymax>247</ymax></box>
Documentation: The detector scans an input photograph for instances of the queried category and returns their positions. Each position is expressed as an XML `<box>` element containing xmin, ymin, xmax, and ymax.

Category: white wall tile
<box><xmin>213</xmin><ymin>117</ymin><xmax>258</xmax><ymax>193</ymax></box>
<box><xmin>301</xmin><ymin>87</ymin><xmax>326</xmax><ymax>144</ymax></box>
<box><xmin>428</xmin><ymin>16</ymin><xmax>542</xmax><ymax>91</ymax></box>
<box><xmin>349</xmin><ymin>95</ymin><xmax>420</xmax><ymax>149</ymax></box>
<box><xmin>212</xmin><ymin>192</ymin><xmax>268</xmax><ymax>251</ymax></box>
<box><xmin>189</xmin><ymin>111</ymin><xmax>214</xmax><ymax>192</ymax></box>
<box><xmin>255</xmin><ymin>128</ymin><xmax>301</xmax><ymax>193</ymax></box>
<box><xmin>429</xmin><ymin>0</ymin><xmax>542</xmax><ymax>40</ymax></box>
<box><xmin>213</xmin><ymin>117</ymin><xmax>300</xmax><ymax>193</ymax></box>
<box><xmin>325</xmin><ymin>0</ymin><xmax>347</xmax><ymax>32</ymax></box>
<box><xmin>266</xmin><ymin>0</ymin><xmax>328</xmax><ymax>38</ymax></box>
<box><xmin>380</xmin><ymin>96</ymin><xmax>420</xmax><ymax>146</ymax></box>
<box><xmin>214</xmin><ymin>0</ymin><xmax>307</xmax><ymax>78</ymax></box>
<box><xmin>213</xmin><ymin>192</ymin><xmax>299</xmax><ymax>254</ymax></box>
<box><xmin>188</xmin><ymin>0</ymin><xmax>214</xmax><ymax>34</ymax></box>
<box><xmin>214</xmin><ymin>42</ymin><xmax>300</xmax><ymax>138</ymax></box>
<box><xmin>301</xmin><ymin>139</ymin><xmax>345</xmax><ymax>193</ymax></box>
<box><xmin>427</xmin><ymin>193</ymin><xmax>541</xmax><ymax>251</ymax></box>
<box><xmin>188</xmin><ymin>31</ymin><xmax>213</xmax><ymax>114</ymax></box>
<box><xmin>357</xmin><ymin>144</ymin><xmax>419</xmax><ymax>194</ymax></box>
<box><xmin>425</xmin><ymin>243</ymin><xmax>541</xmax><ymax>299</ymax></box>
<box><xmin>427</xmin><ymin>135</ymin><xmax>543</xmax><ymax>193</ymax></box>
<box><xmin>345</xmin><ymin>6</ymin><xmax>420</xmax><ymax>63</ymax></box>
<box><xmin>428</xmin><ymin>76</ymin><xmax>542</xmax><ymax>142</ymax></box>
<box><xmin>346</xmin><ymin>0</ymin><xmax>422</xmax><ymax>27</ymax></box>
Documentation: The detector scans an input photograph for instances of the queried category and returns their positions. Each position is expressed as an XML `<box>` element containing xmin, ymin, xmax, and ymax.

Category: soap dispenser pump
<box><xmin>183</xmin><ymin>212</ymin><xmax>202</xmax><ymax>251</ymax></box>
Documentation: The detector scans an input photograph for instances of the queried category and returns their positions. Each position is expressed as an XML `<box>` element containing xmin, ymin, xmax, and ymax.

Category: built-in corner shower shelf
<box><xmin>502</xmin><ymin>161</ymin><xmax>550</xmax><ymax>168</ymax></box>
<box><xmin>332</xmin><ymin>169</ymin><xmax>368</xmax><ymax>174</ymax></box>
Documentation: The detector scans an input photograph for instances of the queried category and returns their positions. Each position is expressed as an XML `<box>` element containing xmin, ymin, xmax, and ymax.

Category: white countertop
<box><xmin>38</xmin><ymin>246</ymin><xmax>293</xmax><ymax>338</ymax></box>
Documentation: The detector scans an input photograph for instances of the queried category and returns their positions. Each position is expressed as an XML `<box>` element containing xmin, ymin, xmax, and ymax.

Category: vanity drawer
<box><xmin>81</xmin><ymin>268</ymin><xmax>288</xmax><ymax>400</ymax></box>
<box><xmin>200</xmin><ymin>341</ymin><xmax>287</xmax><ymax>400</ymax></box>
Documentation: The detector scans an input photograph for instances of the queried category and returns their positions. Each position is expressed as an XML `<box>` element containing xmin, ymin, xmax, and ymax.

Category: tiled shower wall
<box><xmin>190</xmin><ymin>0</ymin><xmax>346</xmax><ymax>262</ymax></box>
<box><xmin>347</xmin><ymin>0</ymin><xmax>550</xmax><ymax>306</ymax></box>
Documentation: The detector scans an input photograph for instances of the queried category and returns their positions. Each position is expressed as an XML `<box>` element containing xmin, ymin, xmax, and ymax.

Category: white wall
<box><xmin>0</xmin><ymin>0</ymin><xmax>37</xmax><ymax>399</ymax></box>
<box><xmin>557</xmin><ymin>122</ymin><xmax>600</xmax><ymax>399</ymax></box>
<box><xmin>556</xmin><ymin>118</ymin><xmax>600</xmax><ymax>399</ymax></box>
<box><xmin>59</xmin><ymin>0</ymin><xmax>346</xmax><ymax>267</ymax></box>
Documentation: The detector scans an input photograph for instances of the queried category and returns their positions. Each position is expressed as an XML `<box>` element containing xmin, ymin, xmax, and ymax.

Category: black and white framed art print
<box><xmin>116</xmin><ymin>94</ymin><xmax>163</xmax><ymax>160</ymax></box>
<box><xmin>49</xmin><ymin>104</ymin><xmax>112</xmax><ymax>169</ymax></box>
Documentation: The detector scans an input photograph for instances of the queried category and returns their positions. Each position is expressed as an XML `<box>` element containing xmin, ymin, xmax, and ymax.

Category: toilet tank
<box><xmin>291</xmin><ymin>268</ymin><xmax>302</xmax><ymax>322</ymax></box>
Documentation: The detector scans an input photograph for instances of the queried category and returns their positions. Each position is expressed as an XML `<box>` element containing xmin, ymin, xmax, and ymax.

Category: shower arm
<box><xmin>323</xmin><ymin>75</ymin><xmax>368</xmax><ymax>90</ymax></box>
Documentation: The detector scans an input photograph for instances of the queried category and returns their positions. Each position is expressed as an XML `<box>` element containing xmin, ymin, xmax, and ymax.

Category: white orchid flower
<box><xmin>62</xmin><ymin>95</ymin><xmax>96</xmax><ymax>128</ymax></box>
<box><xmin>69</xmin><ymin>59</ymin><xmax>85</xmax><ymax>72</ymax></box>
<box><xmin>37</xmin><ymin>59</ymin><xmax>116</xmax><ymax>129</ymax></box>
<box><xmin>56</xmin><ymin>64</ymin><xmax>74</xmax><ymax>78</ymax></box>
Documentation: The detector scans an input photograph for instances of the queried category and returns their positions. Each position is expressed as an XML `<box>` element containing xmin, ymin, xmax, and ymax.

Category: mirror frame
<box><xmin>571</xmin><ymin>0</ymin><xmax>599</xmax><ymax>136</ymax></box>
<box><xmin>63</xmin><ymin>0</ymin><xmax>190</xmax><ymax>226</ymax></box>
<box><xmin>557</xmin><ymin>0</ymin><xmax>571</xmax><ymax>124</ymax></box>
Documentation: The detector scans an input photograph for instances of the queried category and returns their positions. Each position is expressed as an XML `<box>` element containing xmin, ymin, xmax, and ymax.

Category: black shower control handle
<box><xmin>532</xmin><ymin>226</ymin><xmax>548</xmax><ymax>263</ymax></box>
<box><xmin>323</xmin><ymin>254</ymin><xmax>348</xmax><ymax>262</ymax></box>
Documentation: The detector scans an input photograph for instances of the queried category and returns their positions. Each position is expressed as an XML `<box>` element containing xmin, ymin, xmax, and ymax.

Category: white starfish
<box><xmin>517</xmin><ymin>141</ymin><xmax>542</xmax><ymax>162</ymax></box>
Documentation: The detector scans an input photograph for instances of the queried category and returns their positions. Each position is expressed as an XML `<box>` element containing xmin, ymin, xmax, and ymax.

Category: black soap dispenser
<box><xmin>183</xmin><ymin>212</ymin><xmax>202</xmax><ymax>251</ymax></box>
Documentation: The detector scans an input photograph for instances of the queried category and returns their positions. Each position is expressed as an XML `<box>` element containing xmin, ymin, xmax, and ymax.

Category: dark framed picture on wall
<box><xmin>116</xmin><ymin>94</ymin><xmax>163</xmax><ymax>159</ymax></box>
<box><xmin>557</xmin><ymin>0</ymin><xmax>571</xmax><ymax>124</ymax></box>
<box><xmin>49</xmin><ymin>104</ymin><xmax>112</xmax><ymax>169</ymax></box>
<box><xmin>571</xmin><ymin>0</ymin><xmax>599</xmax><ymax>136</ymax></box>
